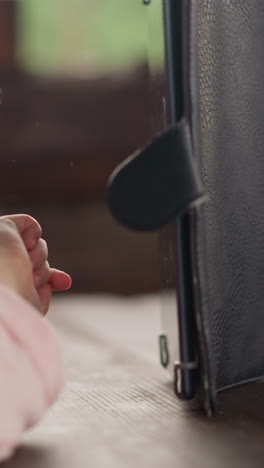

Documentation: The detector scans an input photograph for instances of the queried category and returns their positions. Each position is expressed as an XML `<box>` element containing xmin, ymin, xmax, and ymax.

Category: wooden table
<box><xmin>4</xmin><ymin>294</ymin><xmax>264</xmax><ymax>468</ymax></box>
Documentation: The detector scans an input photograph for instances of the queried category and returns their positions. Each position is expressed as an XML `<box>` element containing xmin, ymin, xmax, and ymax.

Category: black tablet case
<box><xmin>108</xmin><ymin>0</ymin><xmax>264</xmax><ymax>414</ymax></box>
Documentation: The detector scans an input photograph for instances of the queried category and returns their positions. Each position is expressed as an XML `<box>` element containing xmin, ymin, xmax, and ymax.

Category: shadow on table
<box><xmin>3</xmin><ymin>446</ymin><xmax>52</xmax><ymax>468</ymax></box>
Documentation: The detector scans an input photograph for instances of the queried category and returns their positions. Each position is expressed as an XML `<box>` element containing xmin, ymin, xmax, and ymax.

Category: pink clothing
<box><xmin>0</xmin><ymin>285</ymin><xmax>63</xmax><ymax>462</ymax></box>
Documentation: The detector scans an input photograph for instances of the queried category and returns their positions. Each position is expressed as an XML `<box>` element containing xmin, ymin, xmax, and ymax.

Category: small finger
<box><xmin>37</xmin><ymin>283</ymin><xmax>52</xmax><ymax>315</ymax></box>
<box><xmin>49</xmin><ymin>269</ymin><xmax>72</xmax><ymax>291</ymax></box>
<box><xmin>33</xmin><ymin>261</ymin><xmax>50</xmax><ymax>289</ymax></box>
<box><xmin>29</xmin><ymin>239</ymin><xmax>48</xmax><ymax>271</ymax></box>
<box><xmin>22</xmin><ymin>220</ymin><xmax>42</xmax><ymax>251</ymax></box>
<box><xmin>0</xmin><ymin>214</ymin><xmax>42</xmax><ymax>250</ymax></box>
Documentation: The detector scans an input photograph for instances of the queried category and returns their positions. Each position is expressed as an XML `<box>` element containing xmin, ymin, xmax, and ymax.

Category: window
<box><xmin>17</xmin><ymin>0</ymin><xmax>163</xmax><ymax>77</ymax></box>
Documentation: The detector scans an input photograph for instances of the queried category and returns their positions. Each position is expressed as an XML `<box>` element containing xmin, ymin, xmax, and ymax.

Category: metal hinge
<box><xmin>159</xmin><ymin>333</ymin><xmax>170</xmax><ymax>368</ymax></box>
<box><xmin>174</xmin><ymin>360</ymin><xmax>198</xmax><ymax>399</ymax></box>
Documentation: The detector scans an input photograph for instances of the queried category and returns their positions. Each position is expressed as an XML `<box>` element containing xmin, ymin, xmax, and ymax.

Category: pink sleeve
<box><xmin>0</xmin><ymin>285</ymin><xmax>64</xmax><ymax>462</ymax></box>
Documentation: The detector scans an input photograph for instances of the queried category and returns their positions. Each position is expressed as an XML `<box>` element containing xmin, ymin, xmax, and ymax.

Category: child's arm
<box><xmin>0</xmin><ymin>214</ymin><xmax>70</xmax><ymax>461</ymax></box>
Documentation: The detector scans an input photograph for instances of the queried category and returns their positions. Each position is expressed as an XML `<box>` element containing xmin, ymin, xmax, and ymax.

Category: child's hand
<box><xmin>0</xmin><ymin>214</ymin><xmax>71</xmax><ymax>315</ymax></box>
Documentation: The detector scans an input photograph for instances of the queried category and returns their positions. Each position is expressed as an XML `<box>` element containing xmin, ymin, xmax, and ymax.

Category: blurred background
<box><xmin>0</xmin><ymin>0</ymin><xmax>164</xmax><ymax>295</ymax></box>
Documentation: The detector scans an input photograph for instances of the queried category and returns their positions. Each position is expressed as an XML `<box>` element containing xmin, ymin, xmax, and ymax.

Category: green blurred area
<box><xmin>17</xmin><ymin>0</ymin><xmax>164</xmax><ymax>75</ymax></box>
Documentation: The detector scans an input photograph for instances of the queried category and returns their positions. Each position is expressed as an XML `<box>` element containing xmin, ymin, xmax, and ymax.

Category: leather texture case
<box><xmin>107</xmin><ymin>0</ymin><xmax>264</xmax><ymax>415</ymax></box>
<box><xmin>197</xmin><ymin>0</ymin><xmax>264</xmax><ymax>403</ymax></box>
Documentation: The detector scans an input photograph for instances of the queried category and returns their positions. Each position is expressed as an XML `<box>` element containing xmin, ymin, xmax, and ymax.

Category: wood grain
<box><xmin>4</xmin><ymin>294</ymin><xmax>264</xmax><ymax>468</ymax></box>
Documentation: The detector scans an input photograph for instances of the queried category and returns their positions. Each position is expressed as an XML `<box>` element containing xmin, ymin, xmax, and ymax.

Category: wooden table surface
<box><xmin>4</xmin><ymin>294</ymin><xmax>264</xmax><ymax>468</ymax></box>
